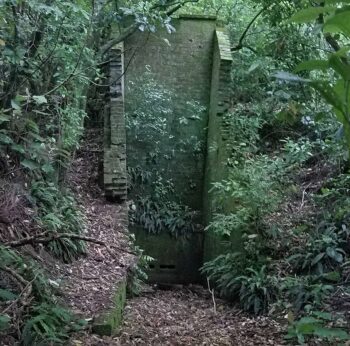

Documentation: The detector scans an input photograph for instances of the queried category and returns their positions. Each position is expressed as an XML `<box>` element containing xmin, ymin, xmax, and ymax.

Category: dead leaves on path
<box><xmin>76</xmin><ymin>287</ymin><xmax>285</xmax><ymax>346</ymax></box>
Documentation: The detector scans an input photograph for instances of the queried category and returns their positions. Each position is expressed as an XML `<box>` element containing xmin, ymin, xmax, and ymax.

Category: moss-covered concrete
<box><xmin>202</xmin><ymin>30</ymin><xmax>238</xmax><ymax>262</ymax></box>
<box><xmin>125</xmin><ymin>17</ymin><xmax>216</xmax><ymax>212</ymax></box>
<box><xmin>124</xmin><ymin>18</ymin><xmax>218</xmax><ymax>282</ymax></box>
<box><xmin>134</xmin><ymin>227</ymin><xmax>203</xmax><ymax>284</ymax></box>
<box><xmin>92</xmin><ymin>280</ymin><xmax>127</xmax><ymax>336</ymax></box>
<box><xmin>103</xmin><ymin>20</ymin><xmax>235</xmax><ymax>284</ymax></box>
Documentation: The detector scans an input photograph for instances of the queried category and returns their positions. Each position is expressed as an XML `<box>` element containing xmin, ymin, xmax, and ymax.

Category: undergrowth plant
<box><xmin>0</xmin><ymin>246</ymin><xmax>86</xmax><ymax>344</ymax></box>
<box><xmin>30</xmin><ymin>181</ymin><xmax>86</xmax><ymax>262</ymax></box>
<box><xmin>201</xmin><ymin>1</ymin><xmax>350</xmax><ymax>330</ymax></box>
<box><xmin>126</xmin><ymin>235</ymin><xmax>154</xmax><ymax>297</ymax></box>
<box><xmin>130</xmin><ymin>197</ymin><xmax>197</xmax><ymax>237</ymax></box>
<box><xmin>286</xmin><ymin>311</ymin><xmax>349</xmax><ymax>345</ymax></box>
<box><xmin>22</xmin><ymin>303</ymin><xmax>86</xmax><ymax>346</ymax></box>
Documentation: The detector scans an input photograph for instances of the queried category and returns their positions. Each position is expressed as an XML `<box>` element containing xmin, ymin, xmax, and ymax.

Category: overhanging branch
<box><xmin>231</xmin><ymin>6</ymin><xmax>268</xmax><ymax>52</ymax></box>
<box><xmin>101</xmin><ymin>0</ymin><xmax>200</xmax><ymax>55</ymax></box>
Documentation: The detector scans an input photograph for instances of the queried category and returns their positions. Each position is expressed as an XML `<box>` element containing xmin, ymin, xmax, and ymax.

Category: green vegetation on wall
<box><xmin>125</xmin><ymin>18</ymin><xmax>216</xmax><ymax>235</ymax></box>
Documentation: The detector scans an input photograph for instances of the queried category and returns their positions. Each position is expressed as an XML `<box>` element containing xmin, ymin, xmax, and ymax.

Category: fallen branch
<box><xmin>0</xmin><ymin>266</ymin><xmax>33</xmax><ymax>313</ymax></box>
<box><xmin>4</xmin><ymin>231</ymin><xmax>137</xmax><ymax>256</ymax></box>
<box><xmin>231</xmin><ymin>6</ymin><xmax>268</xmax><ymax>52</ymax></box>
<box><xmin>299</xmin><ymin>183</ymin><xmax>312</xmax><ymax>211</ymax></box>
<box><xmin>0</xmin><ymin>265</ymin><xmax>28</xmax><ymax>287</ymax></box>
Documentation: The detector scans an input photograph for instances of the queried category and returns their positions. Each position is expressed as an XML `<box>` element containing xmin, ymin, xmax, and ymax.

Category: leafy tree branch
<box><xmin>101</xmin><ymin>0</ymin><xmax>200</xmax><ymax>55</ymax></box>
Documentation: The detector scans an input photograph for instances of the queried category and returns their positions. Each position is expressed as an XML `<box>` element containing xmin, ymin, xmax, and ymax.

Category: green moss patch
<box><xmin>92</xmin><ymin>280</ymin><xmax>127</xmax><ymax>336</ymax></box>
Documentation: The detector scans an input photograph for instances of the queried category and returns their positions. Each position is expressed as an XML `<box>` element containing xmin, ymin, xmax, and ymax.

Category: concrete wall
<box><xmin>104</xmin><ymin>43</ymin><xmax>127</xmax><ymax>201</ymax></box>
<box><xmin>124</xmin><ymin>16</ymin><xmax>217</xmax><ymax>283</ymax></box>
<box><xmin>125</xmin><ymin>16</ymin><xmax>216</xmax><ymax>212</ymax></box>
<box><xmin>103</xmin><ymin>18</ymin><xmax>235</xmax><ymax>283</ymax></box>
<box><xmin>203</xmin><ymin>31</ymin><xmax>237</xmax><ymax>262</ymax></box>
<box><xmin>134</xmin><ymin>226</ymin><xmax>203</xmax><ymax>284</ymax></box>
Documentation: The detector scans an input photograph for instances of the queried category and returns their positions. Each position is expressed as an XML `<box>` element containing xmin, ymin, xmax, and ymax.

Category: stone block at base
<box><xmin>92</xmin><ymin>280</ymin><xmax>127</xmax><ymax>336</ymax></box>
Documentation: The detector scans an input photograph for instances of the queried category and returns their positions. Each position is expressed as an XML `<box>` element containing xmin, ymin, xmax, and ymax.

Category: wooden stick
<box><xmin>4</xmin><ymin>231</ymin><xmax>137</xmax><ymax>255</ymax></box>
<box><xmin>207</xmin><ymin>278</ymin><xmax>217</xmax><ymax>314</ymax></box>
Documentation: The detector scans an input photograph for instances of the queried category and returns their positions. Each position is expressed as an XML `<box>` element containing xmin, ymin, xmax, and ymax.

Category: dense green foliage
<box><xmin>197</xmin><ymin>0</ymin><xmax>350</xmax><ymax>344</ymax></box>
<box><xmin>0</xmin><ymin>1</ymin><xmax>96</xmax><ymax>342</ymax></box>
<box><xmin>0</xmin><ymin>0</ymin><xmax>202</xmax><ymax>343</ymax></box>
<box><xmin>126</xmin><ymin>71</ymin><xmax>203</xmax><ymax>236</ymax></box>
<box><xmin>0</xmin><ymin>246</ymin><xmax>86</xmax><ymax>344</ymax></box>
<box><xmin>1</xmin><ymin>0</ymin><xmax>350</xmax><ymax>344</ymax></box>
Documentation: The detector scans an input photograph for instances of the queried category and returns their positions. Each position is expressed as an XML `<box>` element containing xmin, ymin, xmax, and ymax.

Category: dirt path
<box><xmin>75</xmin><ymin>287</ymin><xmax>285</xmax><ymax>346</ymax></box>
<box><xmin>66</xmin><ymin>130</ymin><xmax>286</xmax><ymax>346</ymax></box>
<box><xmin>56</xmin><ymin>129</ymin><xmax>135</xmax><ymax>319</ymax></box>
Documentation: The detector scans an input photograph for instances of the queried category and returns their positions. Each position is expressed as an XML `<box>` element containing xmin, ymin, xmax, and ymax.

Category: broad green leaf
<box><xmin>15</xmin><ymin>94</ymin><xmax>28</xmax><ymax>103</ymax></box>
<box><xmin>322</xmin><ymin>271</ymin><xmax>341</xmax><ymax>282</ymax></box>
<box><xmin>21</xmin><ymin>159</ymin><xmax>39</xmax><ymax>170</ymax></box>
<box><xmin>28</xmin><ymin>132</ymin><xmax>44</xmax><ymax>142</ymax></box>
<box><xmin>324</xmin><ymin>11</ymin><xmax>350</xmax><ymax>37</ymax></box>
<box><xmin>333</xmin><ymin>79</ymin><xmax>350</xmax><ymax>126</ymax></box>
<box><xmin>294</xmin><ymin>59</ymin><xmax>329</xmax><ymax>72</ymax></box>
<box><xmin>297</xmin><ymin>323</ymin><xmax>318</xmax><ymax>334</ymax></box>
<box><xmin>10</xmin><ymin>99</ymin><xmax>21</xmax><ymax>110</ymax></box>
<box><xmin>10</xmin><ymin>143</ymin><xmax>26</xmax><ymax>154</ymax></box>
<box><xmin>312</xmin><ymin>311</ymin><xmax>333</xmax><ymax>320</ymax></box>
<box><xmin>248</xmin><ymin>61</ymin><xmax>261</xmax><ymax>73</ymax></box>
<box><xmin>297</xmin><ymin>316</ymin><xmax>321</xmax><ymax>325</ymax></box>
<box><xmin>273</xmin><ymin>71</ymin><xmax>309</xmax><ymax>83</ymax></box>
<box><xmin>0</xmin><ymin>133</ymin><xmax>13</xmax><ymax>144</ymax></box>
<box><xmin>0</xmin><ymin>114</ymin><xmax>9</xmax><ymax>124</ymax></box>
<box><xmin>311</xmin><ymin>81</ymin><xmax>345</xmax><ymax>114</ymax></box>
<box><xmin>334</xmin><ymin>252</ymin><xmax>344</xmax><ymax>262</ymax></box>
<box><xmin>41</xmin><ymin>163</ymin><xmax>54</xmax><ymax>174</ymax></box>
<box><xmin>290</xmin><ymin>6</ymin><xmax>337</xmax><ymax>23</ymax></box>
<box><xmin>314</xmin><ymin>327</ymin><xmax>349</xmax><ymax>339</ymax></box>
<box><xmin>25</xmin><ymin>119</ymin><xmax>39</xmax><ymax>133</ymax></box>
<box><xmin>0</xmin><ymin>314</ymin><xmax>10</xmax><ymax>331</ymax></box>
<box><xmin>334</xmin><ymin>45</ymin><xmax>350</xmax><ymax>57</ymax></box>
<box><xmin>311</xmin><ymin>252</ymin><xmax>325</xmax><ymax>266</ymax></box>
<box><xmin>32</xmin><ymin>95</ymin><xmax>48</xmax><ymax>105</ymax></box>
<box><xmin>329</xmin><ymin>55</ymin><xmax>350</xmax><ymax>80</ymax></box>
<box><xmin>326</xmin><ymin>247</ymin><xmax>337</xmax><ymax>258</ymax></box>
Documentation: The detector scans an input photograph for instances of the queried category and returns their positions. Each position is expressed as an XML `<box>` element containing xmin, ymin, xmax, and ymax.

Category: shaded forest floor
<box><xmin>74</xmin><ymin>287</ymin><xmax>285</xmax><ymax>346</ymax></box>
<box><xmin>59</xmin><ymin>129</ymin><xmax>134</xmax><ymax>318</ymax></box>
<box><xmin>67</xmin><ymin>130</ymin><xmax>287</xmax><ymax>346</ymax></box>
<box><xmin>67</xmin><ymin>130</ymin><xmax>350</xmax><ymax>346</ymax></box>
